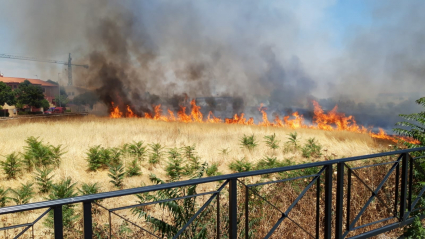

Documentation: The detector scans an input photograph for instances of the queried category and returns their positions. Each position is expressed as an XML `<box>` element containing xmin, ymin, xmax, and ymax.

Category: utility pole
<box><xmin>67</xmin><ymin>53</ymin><xmax>72</xmax><ymax>86</ymax></box>
<box><xmin>57</xmin><ymin>73</ymin><xmax>61</xmax><ymax>107</ymax></box>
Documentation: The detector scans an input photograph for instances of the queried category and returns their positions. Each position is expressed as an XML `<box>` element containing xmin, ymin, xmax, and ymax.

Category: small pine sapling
<box><xmin>286</xmin><ymin>132</ymin><xmax>300</xmax><ymax>152</ymax></box>
<box><xmin>126</xmin><ymin>159</ymin><xmax>142</xmax><ymax>177</ymax></box>
<box><xmin>10</xmin><ymin>182</ymin><xmax>34</xmax><ymax>205</ymax></box>
<box><xmin>109</xmin><ymin>147</ymin><xmax>122</xmax><ymax>167</ymax></box>
<box><xmin>240</xmin><ymin>134</ymin><xmax>258</xmax><ymax>151</ymax></box>
<box><xmin>34</xmin><ymin>167</ymin><xmax>54</xmax><ymax>194</ymax></box>
<box><xmin>301</xmin><ymin>138</ymin><xmax>323</xmax><ymax>159</ymax></box>
<box><xmin>229</xmin><ymin>157</ymin><xmax>253</xmax><ymax>173</ymax></box>
<box><xmin>165</xmin><ymin>148</ymin><xmax>185</xmax><ymax>181</ymax></box>
<box><xmin>49</xmin><ymin>144</ymin><xmax>67</xmax><ymax>168</ymax></box>
<box><xmin>108</xmin><ymin>164</ymin><xmax>125</xmax><ymax>189</ymax></box>
<box><xmin>86</xmin><ymin>145</ymin><xmax>103</xmax><ymax>171</ymax></box>
<box><xmin>148</xmin><ymin>143</ymin><xmax>163</xmax><ymax>165</ymax></box>
<box><xmin>206</xmin><ymin>163</ymin><xmax>222</xmax><ymax>177</ymax></box>
<box><xmin>1</xmin><ymin>152</ymin><xmax>22</xmax><ymax>179</ymax></box>
<box><xmin>128</xmin><ymin>141</ymin><xmax>147</xmax><ymax>161</ymax></box>
<box><xmin>264</xmin><ymin>133</ymin><xmax>280</xmax><ymax>153</ymax></box>
<box><xmin>0</xmin><ymin>187</ymin><xmax>9</xmax><ymax>207</ymax></box>
<box><xmin>183</xmin><ymin>145</ymin><xmax>201</xmax><ymax>174</ymax></box>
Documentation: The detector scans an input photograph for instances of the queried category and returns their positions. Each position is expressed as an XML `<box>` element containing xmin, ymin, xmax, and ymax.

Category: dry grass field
<box><xmin>0</xmin><ymin>116</ymin><xmax>397</xmax><ymax>238</ymax></box>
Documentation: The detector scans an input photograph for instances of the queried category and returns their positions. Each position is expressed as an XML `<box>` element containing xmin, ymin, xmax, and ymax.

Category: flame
<box><xmin>109</xmin><ymin>99</ymin><xmax>420</xmax><ymax>145</ymax></box>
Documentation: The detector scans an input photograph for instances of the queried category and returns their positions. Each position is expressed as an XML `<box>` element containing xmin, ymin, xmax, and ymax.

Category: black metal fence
<box><xmin>1</xmin><ymin>147</ymin><xmax>425</xmax><ymax>238</ymax></box>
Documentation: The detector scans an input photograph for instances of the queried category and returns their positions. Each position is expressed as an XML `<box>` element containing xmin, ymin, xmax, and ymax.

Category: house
<box><xmin>0</xmin><ymin>75</ymin><xmax>59</xmax><ymax>103</ymax></box>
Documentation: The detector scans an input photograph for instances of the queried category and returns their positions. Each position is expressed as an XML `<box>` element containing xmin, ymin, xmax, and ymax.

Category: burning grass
<box><xmin>0</xmin><ymin>116</ymin><xmax>402</xmax><ymax>238</ymax></box>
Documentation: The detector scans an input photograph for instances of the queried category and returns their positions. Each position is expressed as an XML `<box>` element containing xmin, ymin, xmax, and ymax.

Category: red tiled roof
<box><xmin>0</xmin><ymin>77</ymin><xmax>57</xmax><ymax>87</ymax></box>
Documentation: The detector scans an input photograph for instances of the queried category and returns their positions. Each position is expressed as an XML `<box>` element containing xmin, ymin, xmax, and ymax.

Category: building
<box><xmin>0</xmin><ymin>75</ymin><xmax>59</xmax><ymax>103</ymax></box>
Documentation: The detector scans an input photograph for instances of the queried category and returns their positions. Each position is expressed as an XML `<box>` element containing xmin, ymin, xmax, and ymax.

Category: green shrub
<box><xmin>229</xmin><ymin>157</ymin><xmax>253</xmax><ymax>173</ymax></box>
<box><xmin>109</xmin><ymin>147</ymin><xmax>122</xmax><ymax>167</ymax></box>
<box><xmin>286</xmin><ymin>132</ymin><xmax>300</xmax><ymax>152</ymax></box>
<box><xmin>166</xmin><ymin>148</ymin><xmax>185</xmax><ymax>181</ymax></box>
<box><xmin>86</xmin><ymin>145</ymin><xmax>103</xmax><ymax>171</ymax></box>
<box><xmin>10</xmin><ymin>182</ymin><xmax>34</xmax><ymax>205</ymax></box>
<box><xmin>206</xmin><ymin>163</ymin><xmax>222</xmax><ymax>177</ymax></box>
<box><xmin>22</xmin><ymin>136</ymin><xmax>66</xmax><ymax>170</ymax></box>
<box><xmin>240</xmin><ymin>134</ymin><xmax>258</xmax><ymax>151</ymax></box>
<box><xmin>50</xmin><ymin>144</ymin><xmax>67</xmax><ymax>168</ymax></box>
<box><xmin>34</xmin><ymin>167</ymin><xmax>54</xmax><ymax>194</ymax></box>
<box><xmin>182</xmin><ymin>145</ymin><xmax>201</xmax><ymax>175</ymax></box>
<box><xmin>45</xmin><ymin>178</ymin><xmax>79</xmax><ymax>232</ymax></box>
<box><xmin>108</xmin><ymin>164</ymin><xmax>125</xmax><ymax>189</ymax></box>
<box><xmin>149</xmin><ymin>143</ymin><xmax>163</xmax><ymax>165</ymax></box>
<box><xmin>126</xmin><ymin>159</ymin><xmax>142</xmax><ymax>177</ymax></box>
<box><xmin>1</xmin><ymin>152</ymin><xmax>22</xmax><ymax>179</ymax></box>
<box><xmin>78</xmin><ymin>182</ymin><xmax>101</xmax><ymax>195</ymax></box>
<box><xmin>0</xmin><ymin>187</ymin><xmax>9</xmax><ymax>207</ymax></box>
<box><xmin>128</xmin><ymin>141</ymin><xmax>147</xmax><ymax>161</ymax></box>
<box><xmin>256</xmin><ymin>156</ymin><xmax>281</xmax><ymax>170</ymax></box>
<box><xmin>301</xmin><ymin>138</ymin><xmax>322</xmax><ymax>159</ymax></box>
<box><xmin>264</xmin><ymin>133</ymin><xmax>280</xmax><ymax>151</ymax></box>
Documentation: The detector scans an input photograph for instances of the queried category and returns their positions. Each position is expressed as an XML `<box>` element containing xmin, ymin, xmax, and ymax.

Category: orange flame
<box><xmin>109</xmin><ymin>100</ymin><xmax>420</xmax><ymax>145</ymax></box>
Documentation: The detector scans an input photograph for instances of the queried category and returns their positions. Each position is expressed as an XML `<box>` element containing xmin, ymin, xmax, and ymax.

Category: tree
<box><xmin>0</xmin><ymin>82</ymin><xmax>16</xmax><ymax>106</ymax></box>
<box><xmin>394</xmin><ymin>97</ymin><xmax>425</xmax><ymax>150</ymax></box>
<box><xmin>15</xmin><ymin>80</ymin><xmax>47</xmax><ymax>109</ymax></box>
<box><xmin>71</xmin><ymin>91</ymin><xmax>99</xmax><ymax>108</ymax></box>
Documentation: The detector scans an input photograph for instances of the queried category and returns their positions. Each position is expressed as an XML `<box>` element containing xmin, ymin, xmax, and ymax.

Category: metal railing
<box><xmin>1</xmin><ymin>147</ymin><xmax>425</xmax><ymax>238</ymax></box>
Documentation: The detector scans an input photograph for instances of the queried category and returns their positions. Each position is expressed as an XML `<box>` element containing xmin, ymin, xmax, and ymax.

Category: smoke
<box><xmin>0</xmin><ymin>0</ymin><xmax>424</xmax><ymax>127</ymax></box>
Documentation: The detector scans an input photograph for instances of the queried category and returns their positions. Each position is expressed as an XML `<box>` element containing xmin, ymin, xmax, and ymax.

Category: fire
<box><xmin>109</xmin><ymin>99</ymin><xmax>420</xmax><ymax>145</ymax></box>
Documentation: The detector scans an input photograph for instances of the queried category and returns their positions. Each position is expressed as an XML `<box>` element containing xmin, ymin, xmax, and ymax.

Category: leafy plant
<box><xmin>1</xmin><ymin>152</ymin><xmax>22</xmax><ymax>179</ymax></box>
<box><xmin>256</xmin><ymin>156</ymin><xmax>281</xmax><ymax>170</ymax></box>
<box><xmin>183</xmin><ymin>145</ymin><xmax>201</xmax><ymax>175</ymax></box>
<box><xmin>34</xmin><ymin>167</ymin><xmax>54</xmax><ymax>194</ymax></box>
<box><xmin>108</xmin><ymin>164</ymin><xmax>125</xmax><ymax>189</ymax></box>
<box><xmin>286</xmin><ymin>132</ymin><xmax>300</xmax><ymax>152</ymax></box>
<box><xmin>132</xmin><ymin>164</ymin><xmax>210</xmax><ymax>238</ymax></box>
<box><xmin>0</xmin><ymin>187</ymin><xmax>9</xmax><ymax>207</ymax></box>
<box><xmin>10</xmin><ymin>182</ymin><xmax>34</xmax><ymax>205</ymax></box>
<box><xmin>22</xmin><ymin>137</ymin><xmax>65</xmax><ymax>170</ymax></box>
<box><xmin>229</xmin><ymin>157</ymin><xmax>253</xmax><ymax>173</ymax></box>
<box><xmin>165</xmin><ymin>148</ymin><xmax>185</xmax><ymax>181</ymax></box>
<box><xmin>45</xmin><ymin>178</ymin><xmax>79</xmax><ymax>232</ymax></box>
<box><xmin>78</xmin><ymin>182</ymin><xmax>101</xmax><ymax>195</ymax></box>
<box><xmin>301</xmin><ymin>138</ymin><xmax>322</xmax><ymax>159</ymax></box>
<box><xmin>206</xmin><ymin>162</ymin><xmax>221</xmax><ymax>177</ymax></box>
<box><xmin>49</xmin><ymin>144</ymin><xmax>67</xmax><ymax>168</ymax></box>
<box><xmin>394</xmin><ymin>97</ymin><xmax>425</xmax><ymax>150</ymax></box>
<box><xmin>126</xmin><ymin>158</ymin><xmax>142</xmax><ymax>177</ymax></box>
<box><xmin>128</xmin><ymin>141</ymin><xmax>147</xmax><ymax>161</ymax></box>
<box><xmin>149</xmin><ymin>143</ymin><xmax>163</xmax><ymax>165</ymax></box>
<box><xmin>86</xmin><ymin>145</ymin><xmax>103</xmax><ymax>171</ymax></box>
<box><xmin>109</xmin><ymin>147</ymin><xmax>122</xmax><ymax>167</ymax></box>
<box><xmin>264</xmin><ymin>133</ymin><xmax>280</xmax><ymax>151</ymax></box>
<box><xmin>403</xmin><ymin>215</ymin><xmax>425</xmax><ymax>238</ymax></box>
<box><xmin>240</xmin><ymin>134</ymin><xmax>258</xmax><ymax>151</ymax></box>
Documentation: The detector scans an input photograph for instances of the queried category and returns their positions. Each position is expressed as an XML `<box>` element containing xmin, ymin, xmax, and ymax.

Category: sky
<box><xmin>0</xmin><ymin>0</ymin><xmax>368</xmax><ymax>82</ymax></box>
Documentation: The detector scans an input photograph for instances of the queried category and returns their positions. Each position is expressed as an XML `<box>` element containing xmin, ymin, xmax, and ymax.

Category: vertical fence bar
<box><xmin>217</xmin><ymin>193</ymin><xmax>220</xmax><ymax>239</ymax></box>
<box><xmin>346</xmin><ymin>168</ymin><xmax>352</xmax><ymax>232</ymax></box>
<box><xmin>83</xmin><ymin>201</ymin><xmax>93</xmax><ymax>239</ymax></box>
<box><xmin>245</xmin><ymin>186</ymin><xmax>249</xmax><ymax>239</ymax></box>
<box><xmin>316</xmin><ymin>175</ymin><xmax>320</xmax><ymax>239</ymax></box>
<box><xmin>400</xmin><ymin>153</ymin><xmax>408</xmax><ymax>222</ymax></box>
<box><xmin>53</xmin><ymin>206</ymin><xmax>63</xmax><ymax>239</ymax></box>
<box><xmin>32</xmin><ymin>225</ymin><xmax>34</xmax><ymax>239</ymax></box>
<box><xmin>324</xmin><ymin>164</ymin><xmax>333</xmax><ymax>239</ymax></box>
<box><xmin>229</xmin><ymin>178</ymin><xmax>238</xmax><ymax>239</ymax></box>
<box><xmin>335</xmin><ymin>163</ymin><xmax>344</xmax><ymax>239</ymax></box>
<box><xmin>394</xmin><ymin>162</ymin><xmax>400</xmax><ymax>218</ymax></box>
<box><xmin>109</xmin><ymin>211</ymin><xmax>112</xmax><ymax>239</ymax></box>
<box><xmin>408</xmin><ymin>154</ymin><xmax>413</xmax><ymax>212</ymax></box>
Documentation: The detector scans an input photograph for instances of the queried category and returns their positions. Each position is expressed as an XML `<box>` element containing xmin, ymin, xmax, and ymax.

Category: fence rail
<box><xmin>1</xmin><ymin>147</ymin><xmax>425</xmax><ymax>238</ymax></box>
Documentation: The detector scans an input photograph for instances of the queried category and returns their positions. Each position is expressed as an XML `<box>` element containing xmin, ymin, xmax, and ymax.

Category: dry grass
<box><xmin>0</xmin><ymin>116</ymin><xmax>395</xmax><ymax>238</ymax></box>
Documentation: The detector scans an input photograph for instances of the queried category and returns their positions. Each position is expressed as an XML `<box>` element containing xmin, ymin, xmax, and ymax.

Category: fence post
<box><xmin>83</xmin><ymin>201</ymin><xmax>93</xmax><ymax>239</ymax></box>
<box><xmin>324</xmin><ymin>164</ymin><xmax>333</xmax><ymax>239</ymax></box>
<box><xmin>400</xmin><ymin>153</ymin><xmax>408</xmax><ymax>222</ymax></box>
<box><xmin>335</xmin><ymin>162</ymin><xmax>344</xmax><ymax>239</ymax></box>
<box><xmin>53</xmin><ymin>205</ymin><xmax>63</xmax><ymax>239</ymax></box>
<box><xmin>229</xmin><ymin>178</ymin><xmax>238</xmax><ymax>239</ymax></box>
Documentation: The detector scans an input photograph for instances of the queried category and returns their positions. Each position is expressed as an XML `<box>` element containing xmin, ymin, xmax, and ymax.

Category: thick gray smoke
<box><xmin>0</xmin><ymin>0</ymin><xmax>424</xmax><ymax>128</ymax></box>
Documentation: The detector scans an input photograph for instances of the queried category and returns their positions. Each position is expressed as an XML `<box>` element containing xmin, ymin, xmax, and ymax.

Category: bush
<box><xmin>0</xmin><ymin>152</ymin><xmax>22</xmax><ymax>179</ymax></box>
<box><xmin>78</xmin><ymin>182</ymin><xmax>101</xmax><ymax>195</ymax></box>
<box><xmin>240</xmin><ymin>134</ymin><xmax>258</xmax><ymax>151</ymax></box>
<box><xmin>182</xmin><ymin>145</ymin><xmax>201</xmax><ymax>175</ymax></box>
<box><xmin>127</xmin><ymin>141</ymin><xmax>147</xmax><ymax>161</ymax></box>
<box><xmin>301</xmin><ymin>138</ymin><xmax>322</xmax><ymax>159</ymax></box>
<box><xmin>34</xmin><ymin>167</ymin><xmax>54</xmax><ymax>194</ymax></box>
<box><xmin>126</xmin><ymin>159</ymin><xmax>142</xmax><ymax>177</ymax></box>
<box><xmin>165</xmin><ymin>148</ymin><xmax>185</xmax><ymax>181</ymax></box>
<box><xmin>108</xmin><ymin>164</ymin><xmax>125</xmax><ymax>189</ymax></box>
<box><xmin>45</xmin><ymin>178</ymin><xmax>79</xmax><ymax>232</ymax></box>
<box><xmin>148</xmin><ymin>143</ymin><xmax>163</xmax><ymax>165</ymax></box>
<box><xmin>22</xmin><ymin>136</ymin><xmax>66</xmax><ymax>170</ymax></box>
<box><xmin>10</xmin><ymin>182</ymin><xmax>34</xmax><ymax>205</ymax></box>
<box><xmin>0</xmin><ymin>187</ymin><xmax>9</xmax><ymax>207</ymax></box>
<box><xmin>255</xmin><ymin>156</ymin><xmax>282</xmax><ymax>170</ymax></box>
<box><xmin>86</xmin><ymin>145</ymin><xmax>103</xmax><ymax>171</ymax></box>
<box><xmin>286</xmin><ymin>132</ymin><xmax>300</xmax><ymax>152</ymax></box>
<box><xmin>264</xmin><ymin>133</ymin><xmax>280</xmax><ymax>151</ymax></box>
<box><xmin>229</xmin><ymin>157</ymin><xmax>253</xmax><ymax>173</ymax></box>
<box><xmin>86</xmin><ymin>145</ymin><xmax>115</xmax><ymax>171</ymax></box>
<box><xmin>206</xmin><ymin>162</ymin><xmax>222</xmax><ymax>177</ymax></box>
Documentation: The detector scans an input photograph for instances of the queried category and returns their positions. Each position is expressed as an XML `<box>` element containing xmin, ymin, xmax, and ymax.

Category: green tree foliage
<box><xmin>15</xmin><ymin>80</ymin><xmax>47</xmax><ymax>109</ymax></box>
<box><xmin>0</xmin><ymin>152</ymin><xmax>22</xmax><ymax>179</ymax></box>
<box><xmin>286</xmin><ymin>132</ymin><xmax>300</xmax><ymax>152</ymax></box>
<box><xmin>108</xmin><ymin>164</ymin><xmax>125</xmax><ymax>189</ymax></box>
<box><xmin>240</xmin><ymin>134</ymin><xmax>258</xmax><ymax>151</ymax></box>
<box><xmin>22</xmin><ymin>136</ymin><xmax>66</xmax><ymax>171</ymax></box>
<box><xmin>10</xmin><ymin>182</ymin><xmax>34</xmax><ymax>205</ymax></box>
<box><xmin>229</xmin><ymin>157</ymin><xmax>253</xmax><ymax>172</ymax></box>
<box><xmin>86</xmin><ymin>145</ymin><xmax>114</xmax><ymax>171</ymax></box>
<box><xmin>0</xmin><ymin>187</ymin><xmax>9</xmax><ymax>207</ymax></box>
<box><xmin>0</xmin><ymin>81</ymin><xmax>16</xmax><ymax>106</ymax></box>
<box><xmin>206</xmin><ymin>162</ymin><xmax>221</xmax><ymax>177</ymax></box>
<box><xmin>127</xmin><ymin>141</ymin><xmax>147</xmax><ymax>161</ymax></box>
<box><xmin>132</xmin><ymin>164</ymin><xmax>209</xmax><ymax>238</ymax></box>
<box><xmin>45</xmin><ymin>178</ymin><xmax>79</xmax><ymax>232</ymax></box>
<box><xmin>34</xmin><ymin>167</ymin><xmax>54</xmax><ymax>194</ymax></box>
<box><xmin>394</xmin><ymin>97</ymin><xmax>425</xmax><ymax>150</ymax></box>
<box><xmin>301</xmin><ymin>138</ymin><xmax>323</xmax><ymax>159</ymax></box>
<box><xmin>166</xmin><ymin>148</ymin><xmax>185</xmax><ymax>181</ymax></box>
<box><xmin>182</xmin><ymin>145</ymin><xmax>201</xmax><ymax>175</ymax></box>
